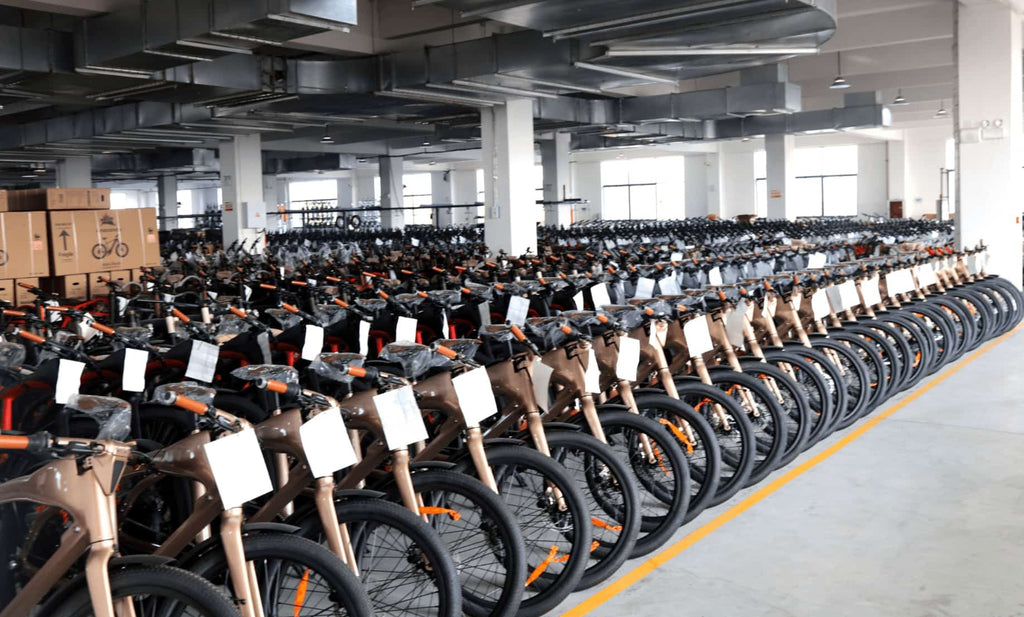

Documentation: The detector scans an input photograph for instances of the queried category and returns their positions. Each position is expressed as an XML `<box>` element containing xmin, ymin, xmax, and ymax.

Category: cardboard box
<box><xmin>87</xmin><ymin>272</ymin><xmax>111</xmax><ymax>298</ymax></box>
<box><xmin>14</xmin><ymin>278</ymin><xmax>39</xmax><ymax>306</ymax></box>
<box><xmin>48</xmin><ymin>208</ymin><xmax>160</xmax><ymax>276</ymax></box>
<box><xmin>0</xmin><ymin>211</ymin><xmax>50</xmax><ymax>279</ymax></box>
<box><xmin>88</xmin><ymin>189</ymin><xmax>110</xmax><ymax>209</ymax></box>
<box><xmin>42</xmin><ymin>274</ymin><xmax>89</xmax><ymax>302</ymax></box>
<box><xmin>0</xmin><ymin>280</ymin><xmax>12</xmax><ymax>306</ymax></box>
<box><xmin>0</xmin><ymin>190</ymin><xmax>7</xmax><ymax>212</ymax></box>
<box><xmin>110</xmin><ymin>270</ymin><xmax>132</xmax><ymax>288</ymax></box>
<box><xmin>7</xmin><ymin>188</ymin><xmax>110</xmax><ymax>212</ymax></box>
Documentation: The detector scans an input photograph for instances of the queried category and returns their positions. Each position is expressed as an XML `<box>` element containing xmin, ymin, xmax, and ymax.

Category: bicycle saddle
<box><xmin>435</xmin><ymin>339</ymin><xmax>482</xmax><ymax>361</ymax></box>
<box><xmin>0</xmin><ymin>342</ymin><xmax>25</xmax><ymax>369</ymax></box>
<box><xmin>463</xmin><ymin>282</ymin><xmax>493</xmax><ymax>302</ymax></box>
<box><xmin>525</xmin><ymin>316</ymin><xmax>574</xmax><ymax>350</ymax></box>
<box><xmin>426</xmin><ymin>290</ymin><xmax>462</xmax><ymax>307</ymax></box>
<box><xmin>230</xmin><ymin>364</ymin><xmax>299</xmax><ymax>384</ymax></box>
<box><xmin>561</xmin><ymin>310</ymin><xmax>610</xmax><ymax>335</ymax></box>
<box><xmin>65</xmin><ymin>394</ymin><xmax>132</xmax><ymax>441</ymax></box>
<box><xmin>153</xmin><ymin>382</ymin><xmax>217</xmax><ymax>406</ymax></box>
<box><xmin>265</xmin><ymin>308</ymin><xmax>302</xmax><ymax>330</ymax></box>
<box><xmin>311</xmin><ymin>353</ymin><xmax>365</xmax><ymax>384</ymax></box>
<box><xmin>601</xmin><ymin>305</ymin><xmax>646</xmax><ymax>332</ymax></box>
<box><xmin>115</xmin><ymin>326</ymin><xmax>153</xmax><ymax>343</ymax></box>
<box><xmin>355</xmin><ymin>298</ymin><xmax>389</xmax><ymax>317</ymax></box>
<box><xmin>395</xmin><ymin>293</ymin><xmax>427</xmax><ymax>309</ymax></box>
<box><xmin>313</xmin><ymin>304</ymin><xmax>348</xmax><ymax>327</ymax></box>
<box><xmin>378</xmin><ymin>343</ymin><xmax>438</xmax><ymax>381</ymax></box>
<box><xmin>628</xmin><ymin>298</ymin><xmax>675</xmax><ymax>319</ymax></box>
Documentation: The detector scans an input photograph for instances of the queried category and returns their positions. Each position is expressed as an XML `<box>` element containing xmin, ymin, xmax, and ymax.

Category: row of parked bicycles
<box><xmin>0</xmin><ymin>218</ymin><xmax>1017</xmax><ymax>617</ymax></box>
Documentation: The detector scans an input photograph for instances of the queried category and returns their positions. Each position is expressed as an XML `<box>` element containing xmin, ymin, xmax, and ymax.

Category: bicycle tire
<box><xmin>706</xmin><ymin>370</ymin><xmax>787</xmax><ymax>485</ymax></box>
<box><xmin>736</xmin><ymin>359</ymin><xmax>812</xmax><ymax>466</ymax></box>
<box><xmin>806</xmin><ymin>338</ymin><xmax>872</xmax><ymax>426</ymax></box>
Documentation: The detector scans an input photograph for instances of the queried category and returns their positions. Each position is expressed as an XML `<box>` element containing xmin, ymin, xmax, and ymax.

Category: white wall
<box><xmin>719</xmin><ymin>148</ymin><xmax>756</xmax><ymax>218</ymax></box>
<box><xmin>572</xmin><ymin>161</ymin><xmax>603</xmax><ymax>221</ymax></box>
<box><xmin>857</xmin><ymin>142</ymin><xmax>889</xmax><ymax>216</ymax></box>
<box><xmin>902</xmin><ymin>125</ymin><xmax>952</xmax><ymax>218</ymax></box>
<box><xmin>684</xmin><ymin>155</ymin><xmax>708</xmax><ymax>217</ymax></box>
<box><xmin>887</xmin><ymin>140</ymin><xmax>905</xmax><ymax>205</ymax></box>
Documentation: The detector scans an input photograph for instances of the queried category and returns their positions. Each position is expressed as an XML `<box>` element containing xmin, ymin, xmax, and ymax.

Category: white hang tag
<box><xmin>670</xmin><ymin>252</ymin><xmax>683</xmax><ymax>262</ymax></box>
<box><xmin>916</xmin><ymin>264</ymin><xmax>937</xmax><ymax>287</ymax></box>
<box><xmin>683</xmin><ymin>316</ymin><xmax>715</xmax><ymax>355</ymax></box>
<box><xmin>76</xmin><ymin>312</ymin><xmax>98</xmax><ymax>342</ymax></box>
<box><xmin>122</xmin><ymin>348</ymin><xmax>148</xmax><ymax>393</ymax></box>
<box><xmin>395</xmin><ymin>316</ymin><xmax>418</xmax><ymax>343</ymax></box>
<box><xmin>257</xmin><ymin>331</ymin><xmax>272</xmax><ymax>364</ymax></box>
<box><xmin>791</xmin><ymin>293</ymin><xmax>803</xmax><ymax>312</ymax></box>
<box><xmin>584</xmin><ymin>349</ymin><xmax>601</xmax><ymax>394</ymax></box>
<box><xmin>185</xmin><ymin>340</ymin><xmax>220</xmax><ymax>383</ymax></box>
<box><xmin>244</xmin><ymin>285</ymin><xmax>253</xmax><ymax>302</ymax></box>
<box><xmin>115</xmin><ymin>297</ymin><xmax>129</xmax><ymax>318</ymax></box>
<box><xmin>659</xmin><ymin>277</ymin><xmax>681</xmax><ymax>296</ymax></box>
<box><xmin>826</xmin><ymin>285</ymin><xmax>846</xmax><ymax>312</ymax></box>
<box><xmin>506</xmin><ymin>296</ymin><xmax>530</xmax><ymax>326</ymax></box>
<box><xmin>886</xmin><ymin>269</ymin><xmax>914</xmax><ymax>295</ymax></box>
<box><xmin>302</xmin><ymin>325</ymin><xmax>325</xmax><ymax>360</ymax></box>
<box><xmin>389</xmin><ymin>270</ymin><xmax>397</xmax><ymax>280</ymax></box>
<box><xmin>838</xmin><ymin>281</ymin><xmax>859</xmax><ymax>310</ymax></box>
<box><xmin>441</xmin><ymin>311</ymin><xmax>450</xmax><ymax>338</ymax></box>
<box><xmin>300</xmin><ymin>407</ymin><xmax>358</xmax><ymax>477</ymax></box>
<box><xmin>411</xmin><ymin>237</ymin><xmax>420</xmax><ymax>247</ymax></box>
<box><xmin>590</xmin><ymin>284</ymin><xmax>611</xmax><ymax>309</ymax></box>
<box><xmin>573</xmin><ymin>291</ymin><xmax>585</xmax><ymax>311</ymax></box>
<box><xmin>725</xmin><ymin>308</ymin><xmax>747</xmax><ymax>348</ymax></box>
<box><xmin>452</xmin><ymin>368</ymin><xmax>499</xmax><ymax>428</ymax></box>
<box><xmin>807</xmin><ymin>253</ymin><xmax>827</xmax><ymax>269</ymax></box>
<box><xmin>478</xmin><ymin>301</ymin><xmax>492</xmax><ymax>327</ymax></box>
<box><xmin>861</xmin><ymin>277</ymin><xmax>882</xmax><ymax>307</ymax></box>
<box><xmin>708</xmin><ymin>267</ymin><xmax>723</xmax><ymax>286</ymax></box>
<box><xmin>531</xmin><ymin>359</ymin><xmax>554</xmax><ymax>412</ymax></box>
<box><xmin>358</xmin><ymin>320</ymin><xmax>371</xmax><ymax>356</ymax></box>
<box><xmin>55</xmin><ymin>359</ymin><xmax>85</xmax><ymax>405</ymax></box>
<box><xmin>162</xmin><ymin>293</ymin><xmax>175</xmax><ymax>305</ymax></box>
<box><xmin>649</xmin><ymin>322</ymin><xmax>668</xmax><ymax>348</ymax></box>
<box><xmin>203</xmin><ymin>429</ymin><xmax>274</xmax><ymax>510</ymax></box>
<box><xmin>615</xmin><ymin>337</ymin><xmax>640</xmax><ymax>382</ymax></box>
<box><xmin>762</xmin><ymin>296</ymin><xmax>778</xmax><ymax>318</ymax></box>
<box><xmin>633</xmin><ymin>277</ymin><xmax>655</xmax><ymax>299</ymax></box>
<box><xmin>374</xmin><ymin>386</ymin><xmax>429</xmax><ymax>449</ymax></box>
<box><xmin>811</xmin><ymin>290</ymin><xmax>832</xmax><ymax>319</ymax></box>
<box><xmin>165</xmin><ymin>316</ymin><xmax>178</xmax><ymax>335</ymax></box>
<box><xmin>207</xmin><ymin>290</ymin><xmax>218</xmax><ymax>301</ymax></box>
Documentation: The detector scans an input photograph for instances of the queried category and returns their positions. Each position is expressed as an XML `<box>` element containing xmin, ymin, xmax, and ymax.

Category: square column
<box><xmin>540</xmin><ymin>132</ymin><xmax>572</xmax><ymax>227</ymax></box>
<box><xmin>956</xmin><ymin>1</ymin><xmax>1023</xmax><ymax>288</ymax></box>
<box><xmin>719</xmin><ymin>146</ymin><xmax>755</xmax><ymax>219</ymax></box>
<box><xmin>572</xmin><ymin>161</ymin><xmax>602</xmax><ymax>221</ymax></box>
<box><xmin>482</xmin><ymin>98</ymin><xmax>537</xmax><ymax>255</ymax></box>
<box><xmin>157</xmin><ymin>174</ymin><xmax>178</xmax><ymax>230</ymax></box>
<box><xmin>263</xmin><ymin>175</ymin><xmax>289</xmax><ymax>231</ymax></box>
<box><xmin>450</xmin><ymin>169</ymin><xmax>478</xmax><ymax>226</ymax></box>
<box><xmin>378</xmin><ymin>156</ymin><xmax>404</xmax><ymax>230</ymax></box>
<box><xmin>56</xmin><ymin>156</ymin><xmax>91</xmax><ymax>188</ymax></box>
<box><xmin>856</xmin><ymin>143</ymin><xmax>888</xmax><ymax>216</ymax></box>
<box><xmin>337</xmin><ymin>178</ymin><xmax>354</xmax><ymax>209</ymax></box>
<box><xmin>431</xmin><ymin>171</ymin><xmax>453</xmax><ymax>227</ymax></box>
<box><xmin>765</xmin><ymin>133</ymin><xmax>796</xmax><ymax>219</ymax></box>
<box><xmin>354</xmin><ymin>172</ymin><xmax>376</xmax><ymax>205</ymax></box>
<box><xmin>219</xmin><ymin>134</ymin><xmax>265</xmax><ymax>252</ymax></box>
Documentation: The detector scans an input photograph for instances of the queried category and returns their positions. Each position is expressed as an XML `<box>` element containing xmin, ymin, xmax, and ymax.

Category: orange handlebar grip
<box><xmin>560</xmin><ymin>325</ymin><xmax>572</xmax><ymax>335</ymax></box>
<box><xmin>3</xmin><ymin>310</ymin><xmax>26</xmax><ymax>317</ymax></box>
<box><xmin>460</xmin><ymin>287</ymin><xmax>471</xmax><ymax>294</ymax></box>
<box><xmin>171</xmin><ymin>308</ymin><xmax>190</xmax><ymax>323</ymax></box>
<box><xmin>325</xmin><ymin>276</ymin><xmax>341</xmax><ymax>283</ymax></box>
<box><xmin>401</xmin><ymin>269</ymin><xmax>414</xmax><ymax>276</ymax></box>
<box><xmin>332</xmin><ymin>298</ymin><xmax>349</xmax><ymax>308</ymax></box>
<box><xmin>92</xmin><ymin>322</ymin><xmax>116</xmax><ymax>336</ymax></box>
<box><xmin>99</xmin><ymin>276</ymin><xmax>112</xmax><ymax>284</ymax></box>
<box><xmin>432</xmin><ymin>267</ymin><xmax>444</xmax><ymax>274</ymax></box>
<box><xmin>290</xmin><ymin>280</ymin><xmax>308</xmax><ymax>287</ymax></box>
<box><xmin>260</xmin><ymin>283</ymin><xmax>276</xmax><ymax>290</ymax></box>
<box><xmin>597</xmin><ymin>314</ymin><xmax>609</xmax><ymax>324</ymax></box>
<box><xmin>173</xmin><ymin>395</ymin><xmax>209</xmax><ymax>415</ymax></box>
<box><xmin>264</xmin><ymin>379</ymin><xmax>289</xmax><ymax>394</ymax></box>
<box><xmin>417</xmin><ymin>291</ymin><xmax>428</xmax><ymax>298</ymax></box>
<box><xmin>435</xmin><ymin>345</ymin><xmax>458</xmax><ymax>359</ymax></box>
<box><xmin>17</xmin><ymin>282</ymin><xmax>34</xmax><ymax>290</ymax></box>
<box><xmin>18</xmin><ymin>330</ymin><xmax>46</xmax><ymax>344</ymax></box>
<box><xmin>378</xmin><ymin>291</ymin><xmax>389</xmax><ymax>300</ymax></box>
<box><xmin>347</xmin><ymin>366</ymin><xmax>368</xmax><ymax>378</ymax></box>
<box><xmin>0</xmin><ymin>435</ymin><xmax>29</xmax><ymax>450</ymax></box>
<box><xmin>229</xmin><ymin>306</ymin><xmax>248</xmax><ymax>318</ymax></box>
<box><xmin>510</xmin><ymin>325</ymin><xmax>527</xmax><ymax>342</ymax></box>
<box><xmin>281</xmin><ymin>303</ymin><xmax>300</xmax><ymax>313</ymax></box>
<box><xmin>44</xmin><ymin>306</ymin><xmax>68</xmax><ymax>312</ymax></box>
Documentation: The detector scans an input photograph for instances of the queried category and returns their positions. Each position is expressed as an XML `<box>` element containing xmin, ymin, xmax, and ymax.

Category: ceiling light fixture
<box><xmin>572</xmin><ymin>61</ymin><xmax>678</xmax><ymax>85</ymax></box>
<box><xmin>891</xmin><ymin>89</ymin><xmax>908</xmax><ymax>106</ymax></box>
<box><xmin>320</xmin><ymin>126</ymin><xmax>334</xmax><ymax>144</ymax></box>
<box><xmin>934</xmin><ymin>100</ymin><xmax>948</xmax><ymax>118</ymax></box>
<box><xmin>605</xmin><ymin>46</ymin><xmax>820</xmax><ymax>57</ymax></box>
<box><xmin>829</xmin><ymin>52</ymin><xmax>850</xmax><ymax>90</ymax></box>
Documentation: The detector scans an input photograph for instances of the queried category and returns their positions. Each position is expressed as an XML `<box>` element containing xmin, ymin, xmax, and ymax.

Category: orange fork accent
<box><xmin>293</xmin><ymin>569</ymin><xmax>310</xmax><ymax>617</ymax></box>
<box><xmin>525</xmin><ymin>546</ymin><xmax>560</xmax><ymax>587</ymax></box>
<box><xmin>418</xmin><ymin>506</ymin><xmax>462</xmax><ymax>521</ymax></box>
<box><xmin>658</xmin><ymin>418</ymin><xmax>695</xmax><ymax>454</ymax></box>
<box><xmin>590</xmin><ymin>517</ymin><xmax>623</xmax><ymax>532</ymax></box>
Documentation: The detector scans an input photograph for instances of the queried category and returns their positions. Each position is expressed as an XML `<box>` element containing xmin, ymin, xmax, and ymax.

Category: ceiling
<box><xmin>0</xmin><ymin>0</ymin><xmax>955</xmax><ymax>186</ymax></box>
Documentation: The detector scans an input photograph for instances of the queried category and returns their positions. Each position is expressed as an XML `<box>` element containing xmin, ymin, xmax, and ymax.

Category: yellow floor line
<box><xmin>560</xmin><ymin>324</ymin><xmax>1023</xmax><ymax>617</ymax></box>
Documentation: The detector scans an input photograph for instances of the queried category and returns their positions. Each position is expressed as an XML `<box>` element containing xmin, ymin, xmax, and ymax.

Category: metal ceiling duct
<box><xmin>76</xmin><ymin>0</ymin><xmax>358</xmax><ymax>73</ymax></box>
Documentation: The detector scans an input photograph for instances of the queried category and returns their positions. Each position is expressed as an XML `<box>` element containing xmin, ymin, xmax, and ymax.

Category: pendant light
<box><xmin>934</xmin><ymin>100</ymin><xmax>948</xmax><ymax>118</ymax></box>
<box><xmin>320</xmin><ymin>125</ymin><xmax>334</xmax><ymax>144</ymax></box>
<box><xmin>829</xmin><ymin>52</ymin><xmax>850</xmax><ymax>89</ymax></box>
<box><xmin>891</xmin><ymin>89</ymin><xmax>908</xmax><ymax>106</ymax></box>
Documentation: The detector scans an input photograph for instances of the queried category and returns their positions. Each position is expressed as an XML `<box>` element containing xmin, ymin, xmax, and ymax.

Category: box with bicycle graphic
<box><xmin>0</xmin><ymin>211</ymin><xmax>50</xmax><ymax>279</ymax></box>
<box><xmin>47</xmin><ymin>208</ymin><xmax>160</xmax><ymax>275</ymax></box>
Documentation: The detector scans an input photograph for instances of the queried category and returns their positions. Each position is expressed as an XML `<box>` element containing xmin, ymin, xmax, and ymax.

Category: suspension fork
<box><xmin>221</xmin><ymin>507</ymin><xmax>265</xmax><ymax>617</ymax></box>
<box><xmin>314</xmin><ymin>476</ymin><xmax>359</xmax><ymax>576</ymax></box>
<box><xmin>650</xmin><ymin>323</ymin><xmax>731</xmax><ymax>431</ymax></box>
<box><xmin>465</xmin><ymin>426</ymin><xmax>498</xmax><ymax>493</ymax></box>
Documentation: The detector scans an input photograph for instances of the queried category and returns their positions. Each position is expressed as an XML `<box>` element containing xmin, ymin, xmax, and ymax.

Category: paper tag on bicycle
<box><xmin>207</xmin><ymin>290</ymin><xmax>218</xmax><ymax>301</ymax></box>
<box><xmin>916</xmin><ymin>264</ymin><xmax>937</xmax><ymax>286</ymax></box>
<box><xmin>633</xmin><ymin>277</ymin><xmax>655</xmax><ymax>299</ymax></box>
<box><xmin>185</xmin><ymin>340</ymin><xmax>219</xmax><ymax>383</ymax></box>
<box><xmin>762</xmin><ymin>296</ymin><xmax>778</xmax><ymax>318</ymax></box>
<box><xmin>255</xmin><ymin>331</ymin><xmax>272</xmax><ymax>364</ymax></box>
<box><xmin>708</xmin><ymin>267</ymin><xmax>723</xmax><ymax>286</ymax></box>
<box><xmin>44</xmin><ymin>300</ymin><xmax>61</xmax><ymax>324</ymax></box>
<box><xmin>411</xmin><ymin>238</ymin><xmax>420</xmax><ymax>247</ymax></box>
<box><xmin>452</xmin><ymin>368</ymin><xmax>499</xmax><ymax>428</ymax></box>
<box><xmin>812</xmin><ymin>291</ymin><xmax>831</xmax><ymax>319</ymax></box>
<box><xmin>395</xmin><ymin>316</ymin><xmax>418</xmax><ymax>343</ymax></box>
<box><xmin>243</xmin><ymin>286</ymin><xmax>253</xmax><ymax>302</ymax></box>
<box><xmin>573</xmin><ymin>291</ymin><xmax>585</xmax><ymax>311</ymax></box>
<box><xmin>55</xmin><ymin>359</ymin><xmax>85</xmax><ymax>405</ymax></box>
<box><xmin>659</xmin><ymin>277</ymin><xmax>680</xmax><ymax>296</ymax></box>
<box><xmin>649</xmin><ymin>322</ymin><xmax>667</xmax><ymax>348</ymax></box>
<box><xmin>162</xmin><ymin>293</ymin><xmax>175</xmax><ymax>305</ymax></box>
<box><xmin>807</xmin><ymin>253</ymin><xmax>827</xmax><ymax>269</ymax></box>
<box><xmin>583</xmin><ymin>349</ymin><xmax>601</xmax><ymax>393</ymax></box>
<box><xmin>590</xmin><ymin>284</ymin><xmax>611</xmax><ymax>308</ymax></box>
<box><xmin>122</xmin><ymin>348</ymin><xmax>148</xmax><ymax>393</ymax></box>
<box><xmin>967</xmin><ymin>255</ymin><xmax>978</xmax><ymax>274</ymax></box>
<box><xmin>301</xmin><ymin>407</ymin><xmax>357</xmax><ymax>477</ymax></box>
<box><xmin>301</xmin><ymin>325</ymin><xmax>324</xmax><ymax>361</ymax></box>
<box><xmin>826</xmin><ymin>285</ymin><xmax>845</xmax><ymax>312</ymax></box>
<box><xmin>506</xmin><ymin>296</ymin><xmax>529</xmax><ymax>326</ymax></box>
<box><xmin>886</xmin><ymin>270</ymin><xmax>914</xmax><ymax>295</ymax></box>
<box><xmin>75</xmin><ymin>312</ymin><xmax>98</xmax><ymax>342</ymax></box>
<box><xmin>616</xmin><ymin>337</ymin><xmax>640</xmax><ymax>381</ymax></box>
<box><xmin>531</xmin><ymin>359</ymin><xmax>554</xmax><ymax>412</ymax></box>
<box><xmin>358</xmin><ymin>320</ymin><xmax>371</xmax><ymax>356</ymax></box>
<box><xmin>838</xmin><ymin>281</ymin><xmax>859</xmax><ymax>310</ymax></box>
<box><xmin>670</xmin><ymin>252</ymin><xmax>683</xmax><ymax>263</ymax></box>
<box><xmin>374</xmin><ymin>386</ymin><xmax>428</xmax><ymax>449</ymax></box>
<box><xmin>725</xmin><ymin>309</ymin><xmax>747</xmax><ymax>348</ymax></box>
<box><xmin>684</xmin><ymin>317</ymin><xmax>714</xmax><ymax>355</ymax></box>
<box><xmin>204</xmin><ymin>429</ymin><xmax>273</xmax><ymax>510</ymax></box>
<box><xmin>478</xmin><ymin>301</ymin><xmax>492</xmax><ymax>327</ymax></box>
<box><xmin>861</xmin><ymin>277</ymin><xmax>882</xmax><ymax>307</ymax></box>
<box><xmin>115</xmin><ymin>296</ymin><xmax>129</xmax><ymax>318</ymax></box>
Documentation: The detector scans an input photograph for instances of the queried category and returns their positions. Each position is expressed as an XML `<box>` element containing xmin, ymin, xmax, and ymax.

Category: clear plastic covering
<box><xmin>313</xmin><ymin>304</ymin><xmax>348</xmax><ymax>327</ymax></box>
<box><xmin>230</xmin><ymin>364</ymin><xmax>299</xmax><ymax>384</ymax></box>
<box><xmin>311</xmin><ymin>352</ymin><xmax>365</xmax><ymax>384</ymax></box>
<box><xmin>379</xmin><ymin>343</ymin><xmax>437</xmax><ymax>380</ymax></box>
<box><xmin>426</xmin><ymin>290</ymin><xmax>462</xmax><ymax>307</ymax></box>
<box><xmin>265</xmin><ymin>308</ymin><xmax>302</xmax><ymax>330</ymax></box>
<box><xmin>435</xmin><ymin>339</ymin><xmax>481</xmax><ymax>361</ymax></box>
<box><xmin>602</xmin><ymin>305</ymin><xmax>647</xmax><ymax>332</ymax></box>
<box><xmin>153</xmin><ymin>381</ymin><xmax>217</xmax><ymax>406</ymax></box>
<box><xmin>215</xmin><ymin>314</ymin><xmax>249</xmax><ymax>336</ymax></box>
<box><xmin>65</xmin><ymin>394</ymin><xmax>132</xmax><ymax>441</ymax></box>
<box><xmin>113</xmin><ymin>326</ymin><xmax>153</xmax><ymax>351</ymax></box>
<box><xmin>561</xmin><ymin>311</ymin><xmax>604</xmax><ymax>330</ymax></box>
<box><xmin>355</xmin><ymin>298</ymin><xmax>388</xmax><ymax>317</ymax></box>
<box><xmin>479</xmin><ymin>324</ymin><xmax>516</xmax><ymax>344</ymax></box>
<box><xmin>395</xmin><ymin>293</ymin><xmax>427</xmax><ymax>310</ymax></box>
<box><xmin>525</xmin><ymin>316</ymin><xmax>573</xmax><ymax>351</ymax></box>
<box><xmin>628</xmin><ymin>298</ymin><xmax>674</xmax><ymax>319</ymax></box>
<box><xmin>0</xmin><ymin>342</ymin><xmax>26</xmax><ymax>369</ymax></box>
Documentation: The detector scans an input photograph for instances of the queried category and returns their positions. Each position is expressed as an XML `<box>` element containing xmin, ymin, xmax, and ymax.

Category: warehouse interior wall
<box><xmin>857</xmin><ymin>143</ymin><xmax>889</xmax><ymax>216</ymax></box>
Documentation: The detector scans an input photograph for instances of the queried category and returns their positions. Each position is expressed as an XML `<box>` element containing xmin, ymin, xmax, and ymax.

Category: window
<box><xmin>176</xmin><ymin>190</ymin><xmax>194</xmax><ymax>229</ymax></box>
<box><xmin>403</xmin><ymin>173</ymin><xmax>434</xmax><ymax>226</ymax></box>
<box><xmin>755</xmin><ymin>146</ymin><xmax>858</xmax><ymax>217</ymax></box>
<box><xmin>600</xmin><ymin>157</ymin><xmax>683</xmax><ymax>220</ymax></box>
<box><xmin>476</xmin><ymin>166</ymin><xmax>545</xmax><ymax>226</ymax></box>
<box><xmin>289</xmin><ymin>179</ymin><xmax>338</xmax><ymax>228</ymax></box>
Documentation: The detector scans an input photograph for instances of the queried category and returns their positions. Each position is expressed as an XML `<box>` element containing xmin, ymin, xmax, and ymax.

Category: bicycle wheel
<box><xmin>399</xmin><ymin>469</ymin><xmax>526</xmax><ymax>617</ymax></box>
<box><xmin>592</xmin><ymin>409</ymin><xmax>690</xmax><ymax>556</ymax></box>
<box><xmin>807</xmin><ymin>338</ymin><xmax>872</xmax><ymax>427</ymax></box>
<box><xmin>49</xmin><ymin>565</ymin><xmax>242</xmax><ymax>617</ymax></box>
<box><xmin>760</xmin><ymin>350</ymin><xmax>837</xmax><ymax>444</ymax></box>
<box><xmin>736</xmin><ymin>359</ymin><xmax>812</xmax><ymax>466</ymax></box>
<box><xmin>545</xmin><ymin>430</ymin><xmax>640</xmax><ymax>589</ymax></box>
<box><xmin>827</xmin><ymin>332</ymin><xmax>890</xmax><ymax>413</ymax></box>
<box><xmin>295</xmin><ymin>496</ymin><xmax>462</xmax><ymax>617</ymax></box>
<box><xmin>481</xmin><ymin>445</ymin><xmax>590</xmax><ymax>617</ymax></box>
<box><xmin>706</xmin><ymin>370</ymin><xmax>787</xmax><ymax>486</ymax></box>
<box><xmin>189</xmin><ymin>532</ymin><xmax>373</xmax><ymax>617</ymax></box>
<box><xmin>631</xmin><ymin>392</ymin><xmax>721</xmax><ymax>524</ymax></box>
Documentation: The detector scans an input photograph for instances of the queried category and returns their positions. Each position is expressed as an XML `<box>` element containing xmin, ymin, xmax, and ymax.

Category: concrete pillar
<box><xmin>56</xmin><ymin>156</ymin><xmax>91</xmax><ymax>188</ymax></box>
<box><xmin>354</xmin><ymin>173</ymin><xmax>376</xmax><ymax>205</ymax></box>
<box><xmin>765</xmin><ymin>133</ymin><xmax>796</xmax><ymax>219</ymax></box>
<box><xmin>337</xmin><ymin>177</ymin><xmax>353</xmax><ymax>209</ymax></box>
<box><xmin>378</xmin><ymin>156</ymin><xmax>404</xmax><ymax>229</ymax></box>
<box><xmin>263</xmin><ymin>175</ymin><xmax>289</xmax><ymax>230</ymax></box>
<box><xmin>572</xmin><ymin>161</ymin><xmax>602</xmax><ymax>222</ymax></box>
<box><xmin>450</xmin><ymin>169</ymin><xmax>478</xmax><ymax>226</ymax></box>
<box><xmin>684</xmin><ymin>155</ymin><xmax>708</xmax><ymax>218</ymax></box>
<box><xmin>705</xmin><ymin>153</ymin><xmax>722</xmax><ymax>217</ymax></box>
<box><xmin>719</xmin><ymin>146</ymin><xmax>755</xmax><ymax>219</ymax></box>
<box><xmin>956</xmin><ymin>0</ymin><xmax>1023</xmax><ymax>288</ymax></box>
<box><xmin>219</xmin><ymin>134</ymin><xmax>265</xmax><ymax>252</ymax></box>
<box><xmin>157</xmin><ymin>174</ymin><xmax>178</xmax><ymax>231</ymax></box>
<box><xmin>887</xmin><ymin>140</ymin><xmax>905</xmax><ymax>213</ymax></box>
<box><xmin>857</xmin><ymin>143</ymin><xmax>889</xmax><ymax>216</ymax></box>
<box><xmin>540</xmin><ymin>132</ymin><xmax>572</xmax><ymax>227</ymax></box>
<box><xmin>903</xmin><ymin>127</ymin><xmax>949</xmax><ymax>218</ymax></box>
<box><xmin>431</xmin><ymin>171</ymin><xmax>453</xmax><ymax>227</ymax></box>
<box><xmin>482</xmin><ymin>99</ymin><xmax>537</xmax><ymax>254</ymax></box>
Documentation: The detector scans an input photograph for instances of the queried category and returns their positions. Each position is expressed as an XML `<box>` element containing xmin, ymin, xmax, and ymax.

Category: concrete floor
<box><xmin>558</xmin><ymin>329</ymin><xmax>1024</xmax><ymax>617</ymax></box>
